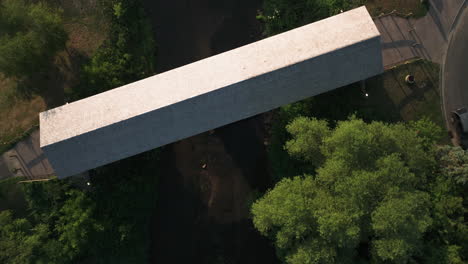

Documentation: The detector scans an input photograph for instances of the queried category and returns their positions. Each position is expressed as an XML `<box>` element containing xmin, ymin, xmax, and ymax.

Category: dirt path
<box><xmin>143</xmin><ymin>0</ymin><xmax>279</xmax><ymax>263</ymax></box>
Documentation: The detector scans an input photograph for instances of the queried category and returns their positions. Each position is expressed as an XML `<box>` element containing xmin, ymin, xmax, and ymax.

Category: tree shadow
<box><xmin>396</xmin><ymin>81</ymin><xmax>434</xmax><ymax>110</ymax></box>
<box><xmin>36</xmin><ymin>47</ymin><xmax>88</xmax><ymax>108</ymax></box>
<box><xmin>12</xmin><ymin>46</ymin><xmax>88</xmax><ymax>109</ymax></box>
<box><xmin>210</xmin><ymin>0</ymin><xmax>263</xmax><ymax>55</ymax></box>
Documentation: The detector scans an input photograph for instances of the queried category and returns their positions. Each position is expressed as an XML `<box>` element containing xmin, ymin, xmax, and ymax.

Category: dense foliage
<box><xmin>0</xmin><ymin>149</ymin><xmax>159</xmax><ymax>263</ymax></box>
<box><xmin>71</xmin><ymin>0</ymin><xmax>156</xmax><ymax>100</ymax></box>
<box><xmin>257</xmin><ymin>0</ymin><xmax>365</xmax><ymax>36</ymax></box>
<box><xmin>0</xmin><ymin>0</ymin><xmax>67</xmax><ymax>79</ymax></box>
<box><xmin>252</xmin><ymin>117</ymin><xmax>468</xmax><ymax>263</ymax></box>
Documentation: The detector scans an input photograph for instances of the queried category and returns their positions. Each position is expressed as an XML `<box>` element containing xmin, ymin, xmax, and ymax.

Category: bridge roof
<box><xmin>40</xmin><ymin>6</ymin><xmax>379</xmax><ymax>148</ymax></box>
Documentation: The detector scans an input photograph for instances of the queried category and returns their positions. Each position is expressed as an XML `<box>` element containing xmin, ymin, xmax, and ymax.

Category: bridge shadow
<box><xmin>215</xmin><ymin>115</ymin><xmax>274</xmax><ymax>192</ymax></box>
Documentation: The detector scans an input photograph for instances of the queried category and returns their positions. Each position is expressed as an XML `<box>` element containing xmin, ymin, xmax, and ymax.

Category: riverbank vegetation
<box><xmin>0</xmin><ymin>0</ymin><xmax>106</xmax><ymax>154</ymax></box>
<box><xmin>68</xmin><ymin>0</ymin><xmax>156</xmax><ymax>100</ymax></box>
<box><xmin>0</xmin><ymin>0</ymin><xmax>159</xmax><ymax>263</ymax></box>
<box><xmin>0</xmin><ymin>0</ymin><xmax>67</xmax><ymax>80</ymax></box>
<box><xmin>0</xmin><ymin>0</ymin><xmax>66</xmax><ymax>153</ymax></box>
<box><xmin>0</xmin><ymin>148</ymin><xmax>160</xmax><ymax>263</ymax></box>
<box><xmin>256</xmin><ymin>0</ymin><xmax>428</xmax><ymax>36</ymax></box>
<box><xmin>0</xmin><ymin>0</ymin><xmax>156</xmax><ymax>154</ymax></box>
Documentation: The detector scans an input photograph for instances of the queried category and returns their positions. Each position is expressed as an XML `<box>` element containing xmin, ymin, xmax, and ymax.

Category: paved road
<box><xmin>409</xmin><ymin>0</ymin><xmax>465</xmax><ymax>63</ymax></box>
<box><xmin>443</xmin><ymin>3</ymin><xmax>468</xmax><ymax>129</ymax></box>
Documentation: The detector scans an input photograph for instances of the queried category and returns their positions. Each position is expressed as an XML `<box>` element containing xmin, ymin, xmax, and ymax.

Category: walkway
<box><xmin>0</xmin><ymin>129</ymin><xmax>54</xmax><ymax>180</ymax></box>
<box><xmin>374</xmin><ymin>0</ymin><xmax>465</xmax><ymax>67</ymax></box>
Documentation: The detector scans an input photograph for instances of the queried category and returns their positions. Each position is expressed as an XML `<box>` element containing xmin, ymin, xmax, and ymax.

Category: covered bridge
<box><xmin>40</xmin><ymin>6</ymin><xmax>383</xmax><ymax>178</ymax></box>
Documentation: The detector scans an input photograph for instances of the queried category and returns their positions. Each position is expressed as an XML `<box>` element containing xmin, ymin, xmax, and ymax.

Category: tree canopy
<box><xmin>0</xmin><ymin>0</ymin><xmax>67</xmax><ymax>79</ymax></box>
<box><xmin>252</xmin><ymin>117</ymin><xmax>468</xmax><ymax>263</ymax></box>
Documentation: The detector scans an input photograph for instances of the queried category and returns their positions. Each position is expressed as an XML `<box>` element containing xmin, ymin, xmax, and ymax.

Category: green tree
<box><xmin>55</xmin><ymin>190</ymin><xmax>103</xmax><ymax>261</ymax></box>
<box><xmin>267</xmin><ymin>98</ymin><xmax>317</xmax><ymax>182</ymax></box>
<box><xmin>371</xmin><ymin>191</ymin><xmax>432</xmax><ymax>262</ymax></box>
<box><xmin>0</xmin><ymin>210</ymin><xmax>47</xmax><ymax>264</ymax></box>
<box><xmin>0</xmin><ymin>0</ymin><xmax>159</xmax><ymax>262</ymax></box>
<box><xmin>436</xmin><ymin>145</ymin><xmax>468</xmax><ymax>185</ymax></box>
<box><xmin>74</xmin><ymin>0</ymin><xmax>156</xmax><ymax>99</ymax></box>
<box><xmin>284</xmin><ymin>116</ymin><xmax>330</xmax><ymax>166</ymax></box>
<box><xmin>0</xmin><ymin>0</ymin><xmax>67</xmax><ymax>79</ymax></box>
<box><xmin>423</xmin><ymin>146</ymin><xmax>468</xmax><ymax>264</ymax></box>
<box><xmin>252</xmin><ymin>117</ymin><xmax>466</xmax><ymax>263</ymax></box>
<box><xmin>23</xmin><ymin>179</ymin><xmax>70</xmax><ymax>222</ymax></box>
<box><xmin>407</xmin><ymin>117</ymin><xmax>444</xmax><ymax>152</ymax></box>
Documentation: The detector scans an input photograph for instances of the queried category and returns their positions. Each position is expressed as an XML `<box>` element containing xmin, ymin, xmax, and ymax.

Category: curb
<box><xmin>449</xmin><ymin>0</ymin><xmax>468</xmax><ymax>33</ymax></box>
<box><xmin>440</xmin><ymin>0</ymin><xmax>467</xmax><ymax>130</ymax></box>
<box><xmin>372</xmin><ymin>9</ymin><xmax>413</xmax><ymax>19</ymax></box>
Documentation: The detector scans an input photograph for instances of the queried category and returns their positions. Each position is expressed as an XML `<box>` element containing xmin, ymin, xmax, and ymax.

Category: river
<box><xmin>141</xmin><ymin>0</ymin><xmax>280</xmax><ymax>263</ymax></box>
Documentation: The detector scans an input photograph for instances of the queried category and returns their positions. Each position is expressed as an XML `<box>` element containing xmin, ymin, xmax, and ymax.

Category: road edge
<box><xmin>440</xmin><ymin>0</ymin><xmax>467</xmax><ymax>130</ymax></box>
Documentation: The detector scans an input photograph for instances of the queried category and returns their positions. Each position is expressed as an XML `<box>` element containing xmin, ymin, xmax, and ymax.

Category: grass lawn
<box><xmin>317</xmin><ymin>58</ymin><xmax>447</xmax><ymax>141</ymax></box>
<box><xmin>365</xmin><ymin>59</ymin><xmax>445</xmax><ymax>132</ymax></box>
<box><xmin>365</xmin><ymin>0</ymin><xmax>429</xmax><ymax>18</ymax></box>
<box><xmin>280</xmin><ymin>59</ymin><xmax>444</xmax><ymax>129</ymax></box>
<box><xmin>0</xmin><ymin>76</ymin><xmax>45</xmax><ymax>153</ymax></box>
<box><xmin>0</xmin><ymin>176</ymin><xmax>28</xmax><ymax>217</ymax></box>
<box><xmin>312</xmin><ymin>58</ymin><xmax>445</xmax><ymax>132</ymax></box>
<box><xmin>0</xmin><ymin>0</ymin><xmax>109</xmax><ymax>155</ymax></box>
<box><xmin>52</xmin><ymin>0</ymin><xmax>110</xmax><ymax>99</ymax></box>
